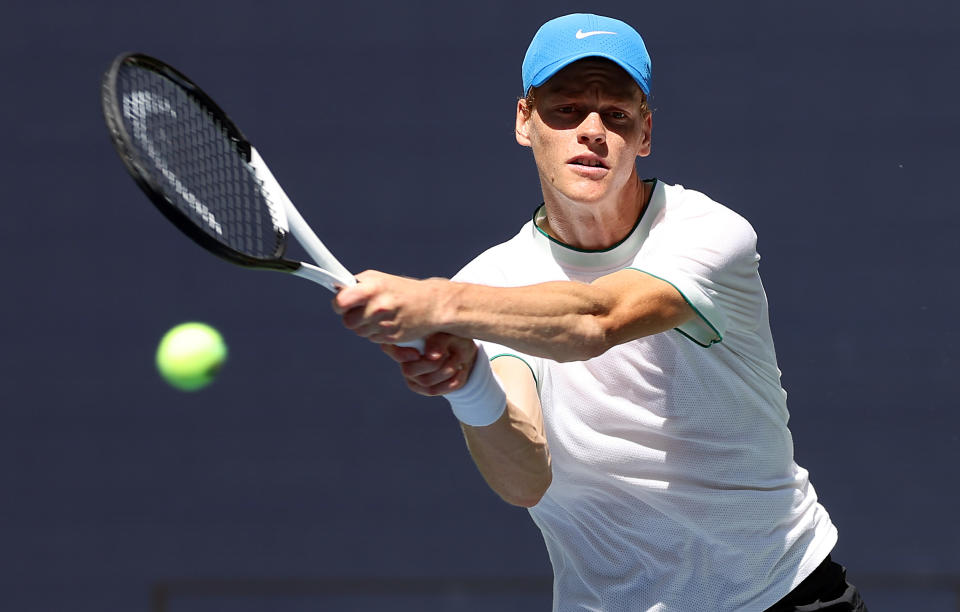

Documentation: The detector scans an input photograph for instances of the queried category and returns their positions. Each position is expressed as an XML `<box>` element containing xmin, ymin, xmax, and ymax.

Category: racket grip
<box><xmin>397</xmin><ymin>339</ymin><xmax>425</xmax><ymax>352</ymax></box>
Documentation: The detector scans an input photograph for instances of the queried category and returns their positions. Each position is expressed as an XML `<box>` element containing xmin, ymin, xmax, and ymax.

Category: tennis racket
<box><xmin>101</xmin><ymin>52</ymin><xmax>423</xmax><ymax>350</ymax></box>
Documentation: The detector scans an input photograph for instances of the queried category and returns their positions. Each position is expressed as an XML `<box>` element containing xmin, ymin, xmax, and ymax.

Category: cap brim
<box><xmin>527</xmin><ymin>52</ymin><xmax>649</xmax><ymax>94</ymax></box>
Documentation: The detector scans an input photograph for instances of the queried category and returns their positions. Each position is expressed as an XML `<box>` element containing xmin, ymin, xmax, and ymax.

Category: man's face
<box><xmin>516</xmin><ymin>59</ymin><xmax>651</xmax><ymax>205</ymax></box>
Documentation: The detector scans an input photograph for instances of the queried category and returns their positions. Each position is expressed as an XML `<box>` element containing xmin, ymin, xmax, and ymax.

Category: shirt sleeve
<box><xmin>631</xmin><ymin>197</ymin><xmax>763</xmax><ymax>347</ymax></box>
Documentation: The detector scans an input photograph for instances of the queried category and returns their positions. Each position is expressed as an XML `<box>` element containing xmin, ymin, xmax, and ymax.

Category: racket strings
<box><xmin>116</xmin><ymin>64</ymin><xmax>284</xmax><ymax>260</ymax></box>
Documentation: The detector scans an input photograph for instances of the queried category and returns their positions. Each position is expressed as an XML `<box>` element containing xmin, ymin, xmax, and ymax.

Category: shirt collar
<box><xmin>531</xmin><ymin>179</ymin><xmax>662</xmax><ymax>270</ymax></box>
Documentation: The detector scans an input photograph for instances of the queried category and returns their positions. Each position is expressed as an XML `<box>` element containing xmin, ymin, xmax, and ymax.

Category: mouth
<box><xmin>567</xmin><ymin>155</ymin><xmax>609</xmax><ymax>178</ymax></box>
<box><xmin>567</xmin><ymin>156</ymin><xmax>609</xmax><ymax>169</ymax></box>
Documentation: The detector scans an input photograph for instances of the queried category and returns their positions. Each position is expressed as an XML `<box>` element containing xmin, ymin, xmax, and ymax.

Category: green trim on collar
<box><xmin>530</xmin><ymin>179</ymin><xmax>660</xmax><ymax>268</ymax></box>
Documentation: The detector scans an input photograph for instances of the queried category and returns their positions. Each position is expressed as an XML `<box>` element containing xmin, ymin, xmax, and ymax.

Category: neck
<box><xmin>538</xmin><ymin>172</ymin><xmax>649</xmax><ymax>250</ymax></box>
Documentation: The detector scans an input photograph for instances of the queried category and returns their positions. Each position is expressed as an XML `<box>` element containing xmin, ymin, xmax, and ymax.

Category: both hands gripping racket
<box><xmin>101</xmin><ymin>52</ymin><xmax>422</xmax><ymax>349</ymax></box>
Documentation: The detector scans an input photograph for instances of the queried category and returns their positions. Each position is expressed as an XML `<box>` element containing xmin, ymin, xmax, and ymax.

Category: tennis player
<box><xmin>333</xmin><ymin>13</ymin><xmax>867</xmax><ymax>611</ymax></box>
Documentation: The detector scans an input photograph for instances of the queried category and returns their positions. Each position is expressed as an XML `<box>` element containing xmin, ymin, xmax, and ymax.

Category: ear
<box><xmin>636</xmin><ymin>112</ymin><xmax>652</xmax><ymax>158</ymax></box>
<box><xmin>515</xmin><ymin>99</ymin><xmax>532</xmax><ymax>148</ymax></box>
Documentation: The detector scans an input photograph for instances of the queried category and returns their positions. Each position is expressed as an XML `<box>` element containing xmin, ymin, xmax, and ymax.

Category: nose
<box><xmin>577</xmin><ymin>112</ymin><xmax>606</xmax><ymax>145</ymax></box>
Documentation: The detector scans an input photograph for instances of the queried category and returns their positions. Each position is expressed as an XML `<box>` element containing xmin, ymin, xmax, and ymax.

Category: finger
<box><xmin>342</xmin><ymin>308</ymin><xmax>391</xmax><ymax>335</ymax></box>
<box><xmin>340</xmin><ymin>309</ymin><xmax>371</xmax><ymax>335</ymax></box>
<box><xmin>411</xmin><ymin>354</ymin><xmax>471</xmax><ymax>387</ymax></box>
<box><xmin>345</xmin><ymin>322</ymin><xmax>388</xmax><ymax>342</ymax></box>
<box><xmin>450</xmin><ymin>341</ymin><xmax>478</xmax><ymax>374</ymax></box>
<box><xmin>424</xmin><ymin>346</ymin><xmax>445</xmax><ymax>361</ymax></box>
<box><xmin>381</xmin><ymin>344</ymin><xmax>421</xmax><ymax>364</ymax></box>
<box><xmin>403</xmin><ymin>378</ymin><xmax>437</xmax><ymax>397</ymax></box>
<box><xmin>332</xmin><ymin>283</ymin><xmax>373</xmax><ymax>313</ymax></box>
<box><xmin>424</xmin><ymin>363</ymin><xmax>472</xmax><ymax>395</ymax></box>
<box><xmin>353</xmin><ymin>269</ymin><xmax>384</xmax><ymax>283</ymax></box>
<box><xmin>400</xmin><ymin>356</ymin><xmax>445</xmax><ymax>378</ymax></box>
<box><xmin>423</xmin><ymin>333</ymin><xmax>450</xmax><ymax>359</ymax></box>
<box><xmin>427</xmin><ymin>331</ymin><xmax>473</xmax><ymax>351</ymax></box>
<box><xmin>367</xmin><ymin>329</ymin><xmax>405</xmax><ymax>345</ymax></box>
<box><xmin>411</xmin><ymin>364</ymin><xmax>459</xmax><ymax>388</ymax></box>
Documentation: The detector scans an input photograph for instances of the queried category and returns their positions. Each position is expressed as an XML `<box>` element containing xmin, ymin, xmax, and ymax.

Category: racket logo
<box><xmin>123</xmin><ymin>91</ymin><xmax>225</xmax><ymax>236</ymax></box>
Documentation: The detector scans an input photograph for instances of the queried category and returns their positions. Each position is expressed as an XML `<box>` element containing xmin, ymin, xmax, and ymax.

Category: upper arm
<box><xmin>490</xmin><ymin>355</ymin><xmax>542</xmax><ymax>423</ymax></box>
<box><xmin>461</xmin><ymin>353</ymin><xmax>550</xmax><ymax>508</ymax></box>
<box><xmin>630</xmin><ymin>206</ymin><xmax>762</xmax><ymax>346</ymax></box>
<box><xmin>587</xmin><ymin>268</ymin><xmax>697</xmax><ymax>351</ymax></box>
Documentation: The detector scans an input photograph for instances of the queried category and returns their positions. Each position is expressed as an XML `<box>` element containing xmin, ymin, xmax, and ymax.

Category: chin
<box><xmin>561</xmin><ymin>184</ymin><xmax>609</xmax><ymax>204</ymax></box>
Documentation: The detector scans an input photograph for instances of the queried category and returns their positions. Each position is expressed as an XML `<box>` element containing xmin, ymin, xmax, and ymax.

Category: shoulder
<box><xmin>661</xmin><ymin>183</ymin><xmax>755</xmax><ymax>234</ymax></box>
<box><xmin>651</xmin><ymin>182</ymin><xmax>758</xmax><ymax>253</ymax></box>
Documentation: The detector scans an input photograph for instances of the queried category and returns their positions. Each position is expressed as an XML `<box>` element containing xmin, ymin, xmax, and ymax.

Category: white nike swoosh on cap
<box><xmin>575</xmin><ymin>29</ymin><xmax>617</xmax><ymax>39</ymax></box>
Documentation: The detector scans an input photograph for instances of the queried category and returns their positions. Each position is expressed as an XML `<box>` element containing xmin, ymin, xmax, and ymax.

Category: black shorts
<box><xmin>765</xmin><ymin>555</ymin><xmax>867</xmax><ymax>611</ymax></box>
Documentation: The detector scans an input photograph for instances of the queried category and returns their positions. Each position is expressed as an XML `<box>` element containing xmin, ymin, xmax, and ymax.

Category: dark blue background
<box><xmin>1</xmin><ymin>1</ymin><xmax>957</xmax><ymax>610</ymax></box>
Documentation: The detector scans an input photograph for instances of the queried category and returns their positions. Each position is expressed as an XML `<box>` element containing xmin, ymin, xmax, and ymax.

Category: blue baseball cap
<box><xmin>522</xmin><ymin>14</ymin><xmax>651</xmax><ymax>96</ymax></box>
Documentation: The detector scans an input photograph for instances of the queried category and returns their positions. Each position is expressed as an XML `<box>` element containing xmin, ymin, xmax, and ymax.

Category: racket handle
<box><xmin>291</xmin><ymin>262</ymin><xmax>354</xmax><ymax>292</ymax></box>
<box><xmin>290</xmin><ymin>265</ymin><xmax>424</xmax><ymax>352</ymax></box>
<box><xmin>397</xmin><ymin>339</ymin><xmax>425</xmax><ymax>352</ymax></box>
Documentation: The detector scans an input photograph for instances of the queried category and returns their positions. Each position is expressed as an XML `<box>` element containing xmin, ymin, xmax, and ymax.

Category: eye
<box><xmin>608</xmin><ymin>111</ymin><xmax>628</xmax><ymax>120</ymax></box>
<box><xmin>557</xmin><ymin>105</ymin><xmax>576</xmax><ymax>114</ymax></box>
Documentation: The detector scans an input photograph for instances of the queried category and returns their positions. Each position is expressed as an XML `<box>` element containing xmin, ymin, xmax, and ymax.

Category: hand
<box><xmin>381</xmin><ymin>333</ymin><xmax>478</xmax><ymax>396</ymax></box>
<box><xmin>332</xmin><ymin>270</ymin><xmax>446</xmax><ymax>344</ymax></box>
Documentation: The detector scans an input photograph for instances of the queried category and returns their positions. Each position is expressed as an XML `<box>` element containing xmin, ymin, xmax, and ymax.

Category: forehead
<box><xmin>538</xmin><ymin>58</ymin><xmax>641</xmax><ymax>100</ymax></box>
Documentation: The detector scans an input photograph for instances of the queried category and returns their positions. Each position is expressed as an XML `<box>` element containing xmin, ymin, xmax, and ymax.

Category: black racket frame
<box><xmin>100</xmin><ymin>52</ymin><xmax>295</xmax><ymax>272</ymax></box>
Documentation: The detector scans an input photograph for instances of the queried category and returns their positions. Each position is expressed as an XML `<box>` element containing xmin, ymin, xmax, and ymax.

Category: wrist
<box><xmin>444</xmin><ymin>344</ymin><xmax>506</xmax><ymax>427</ymax></box>
<box><xmin>432</xmin><ymin>279</ymin><xmax>465</xmax><ymax>335</ymax></box>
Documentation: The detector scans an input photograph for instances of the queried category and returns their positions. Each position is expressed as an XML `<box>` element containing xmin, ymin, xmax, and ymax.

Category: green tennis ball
<box><xmin>155</xmin><ymin>322</ymin><xmax>227</xmax><ymax>391</ymax></box>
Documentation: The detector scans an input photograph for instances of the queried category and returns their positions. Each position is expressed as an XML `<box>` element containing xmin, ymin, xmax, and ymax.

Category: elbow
<box><xmin>498</xmin><ymin>468</ymin><xmax>552</xmax><ymax>508</ymax></box>
<box><xmin>552</xmin><ymin>341</ymin><xmax>602</xmax><ymax>363</ymax></box>
<box><xmin>553</xmin><ymin>317</ymin><xmax>613</xmax><ymax>362</ymax></box>
<box><xmin>577</xmin><ymin>333</ymin><xmax>612</xmax><ymax>362</ymax></box>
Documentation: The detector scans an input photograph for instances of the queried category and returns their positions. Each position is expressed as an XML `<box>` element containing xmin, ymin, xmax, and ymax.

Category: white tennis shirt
<box><xmin>452</xmin><ymin>181</ymin><xmax>837</xmax><ymax>611</ymax></box>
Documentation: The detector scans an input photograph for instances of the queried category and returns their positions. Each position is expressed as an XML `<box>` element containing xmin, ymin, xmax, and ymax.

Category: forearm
<box><xmin>458</xmin><ymin>357</ymin><xmax>551</xmax><ymax>508</ymax></box>
<box><xmin>436</xmin><ymin>271</ymin><xmax>692</xmax><ymax>362</ymax></box>
<box><xmin>437</xmin><ymin>281</ymin><xmax>609</xmax><ymax>362</ymax></box>
<box><xmin>382</xmin><ymin>337</ymin><xmax>550</xmax><ymax>507</ymax></box>
<box><xmin>334</xmin><ymin>268</ymin><xmax>692</xmax><ymax>361</ymax></box>
<box><xmin>461</xmin><ymin>408</ymin><xmax>551</xmax><ymax>508</ymax></box>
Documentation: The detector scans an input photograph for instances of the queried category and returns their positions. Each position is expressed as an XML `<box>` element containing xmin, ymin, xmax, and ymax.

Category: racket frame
<box><xmin>102</xmin><ymin>52</ymin><xmax>422</xmax><ymax>349</ymax></box>
<box><xmin>102</xmin><ymin>53</ymin><xmax>297</xmax><ymax>275</ymax></box>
